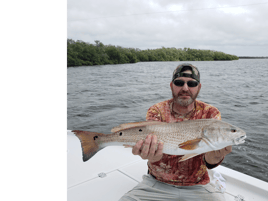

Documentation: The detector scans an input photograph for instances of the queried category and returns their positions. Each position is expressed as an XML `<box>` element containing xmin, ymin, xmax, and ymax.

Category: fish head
<box><xmin>202</xmin><ymin>120</ymin><xmax>246</xmax><ymax>148</ymax></box>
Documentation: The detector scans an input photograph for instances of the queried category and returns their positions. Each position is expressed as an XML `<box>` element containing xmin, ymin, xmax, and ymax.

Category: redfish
<box><xmin>72</xmin><ymin>119</ymin><xmax>246</xmax><ymax>162</ymax></box>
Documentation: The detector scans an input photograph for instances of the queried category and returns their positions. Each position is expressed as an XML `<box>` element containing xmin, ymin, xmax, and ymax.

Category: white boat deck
<box><xmin>67</xmin><ymin>130</ymin><xmax>268</xmax><ymax>201</ymax></box>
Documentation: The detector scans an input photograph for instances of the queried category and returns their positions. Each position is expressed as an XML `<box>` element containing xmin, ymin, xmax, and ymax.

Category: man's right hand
<box><xmin>132</xmin><ymin>134</ymin><xmax>164</xmax><ymax>163</ymax></box>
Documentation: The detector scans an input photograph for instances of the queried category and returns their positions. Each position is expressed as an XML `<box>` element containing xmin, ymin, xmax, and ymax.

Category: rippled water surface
<box><xmin>68</xmin><ymin>59</ymin><xmax>268</xmax><ymax>182</ymax></box>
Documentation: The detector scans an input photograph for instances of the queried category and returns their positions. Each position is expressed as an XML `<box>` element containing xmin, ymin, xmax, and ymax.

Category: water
<box><xmin>68</xmin><ymin>59</ymin><xmax>268</xmax><ymax>182</ymax></box>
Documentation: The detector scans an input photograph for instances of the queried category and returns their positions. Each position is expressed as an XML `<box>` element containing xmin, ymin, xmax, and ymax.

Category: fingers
<box><xmin>147</xmin><ymin>135</ymin><xmax>158</xmax><ymax>160</ymax></box>
<box><xmin>155</xmin><ymin>142</ymin><xmax>164</xmax><ymax>157</ymax></box>
<box><xmin>132</xmin><ymin>134</ymin><xmax>163</xmax><ymax>162</ymax></box>
<box><xmin>141</xmin><ymin>135</ymin><xmax>153</xmax><ymax>159</ymax></box>
<box><xmin>132</xmin><ymin>140</ymin><xmax>143</xmax><ymax>155</ymax></box>
<box><xmin>219</xmin><ymin>146</ymin><xmax>232</xmax><ymax>156</ymax></box>
<box><xmin>225</xmin><ymin>146</ymin><xmax>232</xmax><ymax>154</ymax></box>
<box><xmin>213</xmin><ymin>146</ymin><xmax>232</xmax><ymax>158</ymax></box>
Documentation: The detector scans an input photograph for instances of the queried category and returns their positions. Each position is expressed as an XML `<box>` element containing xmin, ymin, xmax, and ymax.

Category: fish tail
<box><xmin>72</xmin><ymin>130</ymin><xmax>106</xmax><ymax>162</ymax></box>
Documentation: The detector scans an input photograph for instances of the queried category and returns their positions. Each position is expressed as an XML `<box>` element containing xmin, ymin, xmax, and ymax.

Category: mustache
<box><xmin>178</xmin><ymin>91</ymin><xmax>192</xmax><ymax>96</ymax></box>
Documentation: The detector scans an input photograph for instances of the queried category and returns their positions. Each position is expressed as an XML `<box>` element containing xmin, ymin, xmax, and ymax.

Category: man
<box><xmin>119</xmin><ymin>63</ymin><xmax>231</xmax><ymax>201</ymax></box>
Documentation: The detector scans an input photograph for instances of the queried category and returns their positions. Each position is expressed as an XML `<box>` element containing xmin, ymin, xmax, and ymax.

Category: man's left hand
<box><xmin>205</xmin><ymin>146</ymin><xmax>232</xmax><ymax>165</ymax></box>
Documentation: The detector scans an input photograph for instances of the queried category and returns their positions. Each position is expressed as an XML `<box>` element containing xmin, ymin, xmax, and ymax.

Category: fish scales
<box><xmin>72</xmin><ymin>119</ymin><xmax>246</xmax><ymax>162</ymax></box>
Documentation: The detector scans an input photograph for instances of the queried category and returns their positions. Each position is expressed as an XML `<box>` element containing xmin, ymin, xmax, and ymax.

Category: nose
<box><xmin>181</xmin><ymin>82</ymin><xmax>189</xmax><ymax>91</ymax></box>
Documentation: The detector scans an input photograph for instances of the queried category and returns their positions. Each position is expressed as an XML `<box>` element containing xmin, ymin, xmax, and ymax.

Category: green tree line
<box><xmin>67</xmin><ymin>39</ymin><xmax>239</xmax><ymax>67</ymax></box>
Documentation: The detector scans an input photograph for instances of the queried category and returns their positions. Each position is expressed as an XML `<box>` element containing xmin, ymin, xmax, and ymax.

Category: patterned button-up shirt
<box><xmin>146</xmin><ymin>98</ymin><xmax>222</xmax><ymax>186</ymax></box>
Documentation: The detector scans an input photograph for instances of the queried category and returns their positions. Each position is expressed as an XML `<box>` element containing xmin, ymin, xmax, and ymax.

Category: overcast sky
<box><xmin>68</xmin><ymin>0</ymin><xmax>268</xmax><ymax>56</ymax></box>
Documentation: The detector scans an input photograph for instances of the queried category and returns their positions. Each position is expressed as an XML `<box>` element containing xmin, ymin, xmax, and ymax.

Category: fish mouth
<box><xmin>234</xmin><ymin>135</ymin><xmax>247</xmax><ymax>145</ymax></box>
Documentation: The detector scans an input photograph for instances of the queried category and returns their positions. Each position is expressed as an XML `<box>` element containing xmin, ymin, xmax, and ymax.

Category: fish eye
<box><xmin>231</xmin><ymin>129</ymin><xmax>236</xmax><ymax>133</ymax></box>
<box><xmin>119</xmin><ymin>132</ymin><xmax>123</xmax><ymax>136</ymax></box>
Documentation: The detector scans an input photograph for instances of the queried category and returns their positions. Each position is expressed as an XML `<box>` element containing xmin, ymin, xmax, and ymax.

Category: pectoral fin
<box><xmin>179</xmin><ymin>153</ymin><xmax>200</xmax><ymax>162</ymax></box>
<box><xmin>178</xmin><ymin>138</ymin><xmax>202</xmax><ymax>150</ymax></box>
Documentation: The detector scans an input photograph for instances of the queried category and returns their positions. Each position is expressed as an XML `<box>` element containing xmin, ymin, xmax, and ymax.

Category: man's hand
<box><xmin>132</xmin><ymin>134</ymin><xmax>164</xmax><ymax>163</ymax></box>
<box><xmin>205</xmin><ymin>146</ymin><xmax>232</xmax><ymax>165</ymax></box>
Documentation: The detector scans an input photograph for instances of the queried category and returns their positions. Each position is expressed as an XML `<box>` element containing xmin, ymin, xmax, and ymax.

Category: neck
<box><xmin>172</xmin><ymin>101</ymin><xmax>195</xmax><ymax>115</ymax></box>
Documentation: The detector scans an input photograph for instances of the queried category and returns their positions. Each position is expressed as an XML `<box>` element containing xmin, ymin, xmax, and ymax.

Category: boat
<box><xmin>67</xmin><ymin>130</ymin><xmax>268</xmax><ymax>201</ymax></box>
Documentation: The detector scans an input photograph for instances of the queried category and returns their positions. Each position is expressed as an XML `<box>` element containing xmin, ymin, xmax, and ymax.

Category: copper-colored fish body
<box><xmin>72</xmin><ymin>119</ymin><xmax>246</xmax><ymax>162</ymax></box>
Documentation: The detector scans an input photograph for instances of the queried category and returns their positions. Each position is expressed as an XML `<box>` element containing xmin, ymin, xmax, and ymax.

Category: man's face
<box><xmin>170</xmin><ymin>73</ymin><xmax>201</xmax><ymax>107</ymax></box>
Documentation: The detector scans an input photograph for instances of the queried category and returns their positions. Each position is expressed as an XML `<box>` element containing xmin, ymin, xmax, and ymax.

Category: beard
<box><xmin>172</xmin><ymin>90</ymin><xmax>199</xmax><ymax>107</ymax></box>
<box><xmin>176</xmin><ymin>96</ymin><xmax>194</xmax><ymax>106</ymax></box>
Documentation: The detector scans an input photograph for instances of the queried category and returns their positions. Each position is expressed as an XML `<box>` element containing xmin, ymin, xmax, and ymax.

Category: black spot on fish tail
<box><xmin>72</xmin><ymin>130</ymin><xmax>105</xmax><ymax>162</ymax></box>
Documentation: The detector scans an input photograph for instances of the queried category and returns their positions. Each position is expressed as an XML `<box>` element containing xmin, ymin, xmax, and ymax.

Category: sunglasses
<box><xmin>173</xmin><ymin>80</ymin><xmax>199</xmax><ymax>87</ymax></box>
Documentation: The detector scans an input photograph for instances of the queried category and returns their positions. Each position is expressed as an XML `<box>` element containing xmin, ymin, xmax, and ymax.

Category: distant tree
<box><xmin>67</xmin><ymin>39</ymin><xmax>239</xmax><ymax>67</ymax></box>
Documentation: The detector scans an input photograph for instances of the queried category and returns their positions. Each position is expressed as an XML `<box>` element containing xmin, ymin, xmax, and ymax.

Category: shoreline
<box><xmin>239</xmin><ymin>56</ymin><xmax>268</xmax><ymax>59</ymax></box>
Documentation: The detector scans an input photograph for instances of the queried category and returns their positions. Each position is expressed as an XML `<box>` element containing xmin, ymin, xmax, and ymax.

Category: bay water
<box><xmin>68</xmin><ymin>59</ymin><xmax>268</xmax><ymax>182</ymax></box>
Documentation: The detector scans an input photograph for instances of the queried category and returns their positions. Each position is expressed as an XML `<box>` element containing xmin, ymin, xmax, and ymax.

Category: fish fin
<box><xmin>123</xmin><ymin>144</ymin><xmax>134</xmax><ymax>148</ymax></box>
<box><xmin>179</xmin><ymin>153</ymin><xmax>200</xmax><ymax>162</ymax></box>
<box><xmin>178</xmin><ymin>138</ymin><xmax>202</xmax><ymax>150</ymax></box>
<box><xmin>111</xmin><ymin>121</ymin><xmax>165</xmax><ymax>133</ymax></box>
<box><xmin>72</xmin><ymin>130</ymin><xmax>105</xmax><ymax>162</ymax></box>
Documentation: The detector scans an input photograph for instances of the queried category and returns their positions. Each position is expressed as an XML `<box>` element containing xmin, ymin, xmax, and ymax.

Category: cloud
<box><xmin>68</xmin><ymin>0</ymin><xmax>268</xmax><ymax>56</ymax></box>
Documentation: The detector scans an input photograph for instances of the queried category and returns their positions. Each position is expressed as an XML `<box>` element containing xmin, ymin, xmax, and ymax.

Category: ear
<box><xmin>198</xmin><ymin>83</ymin><xmax>202</xmax><ymax>91</ymax></box>
<box><xmin>170</xmin><ymin>82</ymin><xmax>173</xmax><ymax>89</ymax></box>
